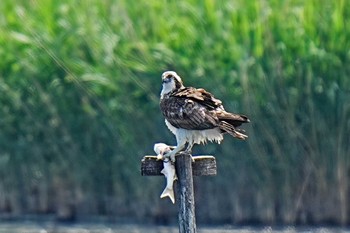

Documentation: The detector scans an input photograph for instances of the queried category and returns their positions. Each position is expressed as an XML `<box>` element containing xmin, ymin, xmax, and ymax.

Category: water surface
<box><xmin>0</xmin><ymin>222</ymin><xmax>349</xmax><ymax>233</ymax></box>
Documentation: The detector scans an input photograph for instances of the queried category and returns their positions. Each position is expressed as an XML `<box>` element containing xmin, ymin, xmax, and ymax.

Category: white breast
<box><xmin>165</xmin><ymin>120</ymin><xmax>223</xmax><ymax>145</ymax></box>
<box><xmin>160</xmin><ymin>81</ymin><xmax>176</xmax><ymax>98</ymax></box>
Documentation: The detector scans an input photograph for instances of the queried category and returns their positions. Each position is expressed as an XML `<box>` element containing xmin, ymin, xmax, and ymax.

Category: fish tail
<box><xmin>160</xmin><ymin>188</ymin><xmax>175</xmax><ymax>204</ymax></box>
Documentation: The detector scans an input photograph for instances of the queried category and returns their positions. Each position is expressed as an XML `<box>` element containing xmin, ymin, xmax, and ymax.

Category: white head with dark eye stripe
<box><xmin>160</xmin><ymin>71</ymin><xmax>184</xmax><ymax>98</ymax></box>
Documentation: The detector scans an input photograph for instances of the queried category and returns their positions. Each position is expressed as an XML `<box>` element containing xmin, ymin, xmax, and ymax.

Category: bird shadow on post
<box><xmin>141</xmin><ymin>152</ymin><xmax>217</xmax><ymax>233</ymax></box>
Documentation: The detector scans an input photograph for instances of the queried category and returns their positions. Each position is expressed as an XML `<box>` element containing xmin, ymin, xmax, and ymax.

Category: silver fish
<box><xmin>154</xmin><ymin>143</ymin><xmax>177</xmax><ymax>204</ymax></box>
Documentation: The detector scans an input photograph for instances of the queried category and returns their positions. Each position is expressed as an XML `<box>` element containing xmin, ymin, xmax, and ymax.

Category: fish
<box><xmin>154</xmin><ymin>142</ymin><xmax>174</xmax><ymax>160</ymax></box>
<box><xmin>153</xmin><ymin>143</ymin><xmax>177</xmax><ymax>204</ymax></box>
<box><xmin>160</xmin><ymin>157</ymin><xmax>177</xmax><ymax>203</ymax></box>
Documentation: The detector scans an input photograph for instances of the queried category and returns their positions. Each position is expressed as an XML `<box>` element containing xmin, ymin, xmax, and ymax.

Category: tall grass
<box><xmin>0</xmin><ymin>0</ymin><xmax>349</xmax><ymax>225</ymax></box>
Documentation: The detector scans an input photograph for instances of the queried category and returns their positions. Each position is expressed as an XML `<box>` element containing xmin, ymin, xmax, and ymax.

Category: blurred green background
<box><xmin>0</xmin><ymin>0</ymin><xmax>349</xmax><ymax>226</ymax></box>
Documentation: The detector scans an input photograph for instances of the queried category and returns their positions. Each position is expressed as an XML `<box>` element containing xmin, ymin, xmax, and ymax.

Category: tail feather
<box><xmin>160</xmin><ymin>188</ymin><xmax>175</xmax><ymax>204</ymax></box>
<box><xmin>219</xmin><ymin>121</ymin><xmax>248</xmax><ymax>140</ymax></box>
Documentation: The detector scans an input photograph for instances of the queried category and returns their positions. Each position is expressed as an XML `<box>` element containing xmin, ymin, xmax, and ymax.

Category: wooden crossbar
<box><xmin>141</xmin><ymin>154</ymin><xmax>216</xmax><ymax>176</ymax></box>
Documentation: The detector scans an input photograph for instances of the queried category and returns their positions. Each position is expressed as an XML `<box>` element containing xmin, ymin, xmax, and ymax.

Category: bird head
<box><xmin>160</xmin><ymin>71</ymin><xmax>184</xmax><ymax>98</ymax></box>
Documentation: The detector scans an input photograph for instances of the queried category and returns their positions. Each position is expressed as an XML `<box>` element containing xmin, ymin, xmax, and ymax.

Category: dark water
<box><xmin>0</xmin><ymin>222</ymin><xmax>349</xmax><ymax>233</ymax></box>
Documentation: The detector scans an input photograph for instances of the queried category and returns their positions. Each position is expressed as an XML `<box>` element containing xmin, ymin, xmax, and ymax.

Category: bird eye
<box><xmin>162</xmin><ymin>76</ymin><xmax>172</xmax><ymax>83</ymax></box>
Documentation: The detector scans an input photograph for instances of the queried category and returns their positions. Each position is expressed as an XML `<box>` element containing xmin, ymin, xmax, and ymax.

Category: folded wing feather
<box><xmin>160</xmin><ymin>86</ymin><xmax>249</xmax><ymax>139</ymax></box>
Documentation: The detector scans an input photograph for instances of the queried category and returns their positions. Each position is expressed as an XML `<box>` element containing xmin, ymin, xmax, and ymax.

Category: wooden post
<box><xmin>141</xmin><ymin>152</ymin><xmax>216</xmax><ymax>233</ymax></box>
<box><xmin>174</xmin><ymin>152</ymin><xmax>196</xmax><ymax>233</ymax></box>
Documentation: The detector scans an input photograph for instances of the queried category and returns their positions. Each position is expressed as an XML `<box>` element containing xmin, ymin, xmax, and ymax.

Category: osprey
<box><xmin>160</xmin><ymin>71</ymin><xmax>250</xmax><ymax>161</ymax></box>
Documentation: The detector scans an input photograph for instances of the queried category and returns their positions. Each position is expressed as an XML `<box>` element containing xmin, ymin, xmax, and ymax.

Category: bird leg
<box><xmin>164</xmin><ymin>137</ymin><xmax>186</xmax><ymax>162</ymax></box>
<box><xmin>184</xmin><ymin>142</ymin><xmax>196</xmax><ymax>162</ymax></box>
<box><xmin>184</xmin><ymin>142</ymin><xmax>194</xmax><ymax>154</ymax></box>
<box><xmin>164</xmin><ymin>144</ymin><xmax>185</xmax><ymax>162</ymax></box>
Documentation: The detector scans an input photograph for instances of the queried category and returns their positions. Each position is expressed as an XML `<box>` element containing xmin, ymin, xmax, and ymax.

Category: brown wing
<box><xmin>216</xmin><ymin>111</ymin><xmax>250</xmax><ymax>127</ymax></box>
<box><xmin>160</xmin><ymin>94</ymin><xmax>219</xmax><ymax>130</ymax></box>
<box><xmin>172</xmin><ymin>87</ymin><xmax>222</xmax><ymax>110</ymax></box>
<box><xmin>160</xmin><ymin>86</ymin><xmax>249</xmax><ymax>132</ymax></box>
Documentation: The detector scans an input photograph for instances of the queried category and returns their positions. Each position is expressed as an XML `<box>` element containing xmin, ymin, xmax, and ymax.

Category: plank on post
<box><xmin>141</xmin><ymin>155</ymin><xmax>216</xmax><ymax>176</ymax></box>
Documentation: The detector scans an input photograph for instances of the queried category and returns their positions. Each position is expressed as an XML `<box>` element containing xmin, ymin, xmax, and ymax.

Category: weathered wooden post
<box><xmin>174</xmin><ymin>152</ymin><xmax>196</xmax><ymax>233</ymax></box>
<box><xmin>141</xmin><ymin>152</ymin><xmax>216</xmax><ymax>233</ymax></box>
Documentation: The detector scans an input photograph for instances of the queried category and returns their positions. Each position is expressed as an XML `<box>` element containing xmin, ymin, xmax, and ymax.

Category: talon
<box><xmin>170</xmin><ymin>154</ymin><xmax>176</xmax><ymax>163</ymax></box>
<box><xmin>185</xmin><ymin>150</ymin><xmax>193</xmax><ymax>155</ymax></box>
